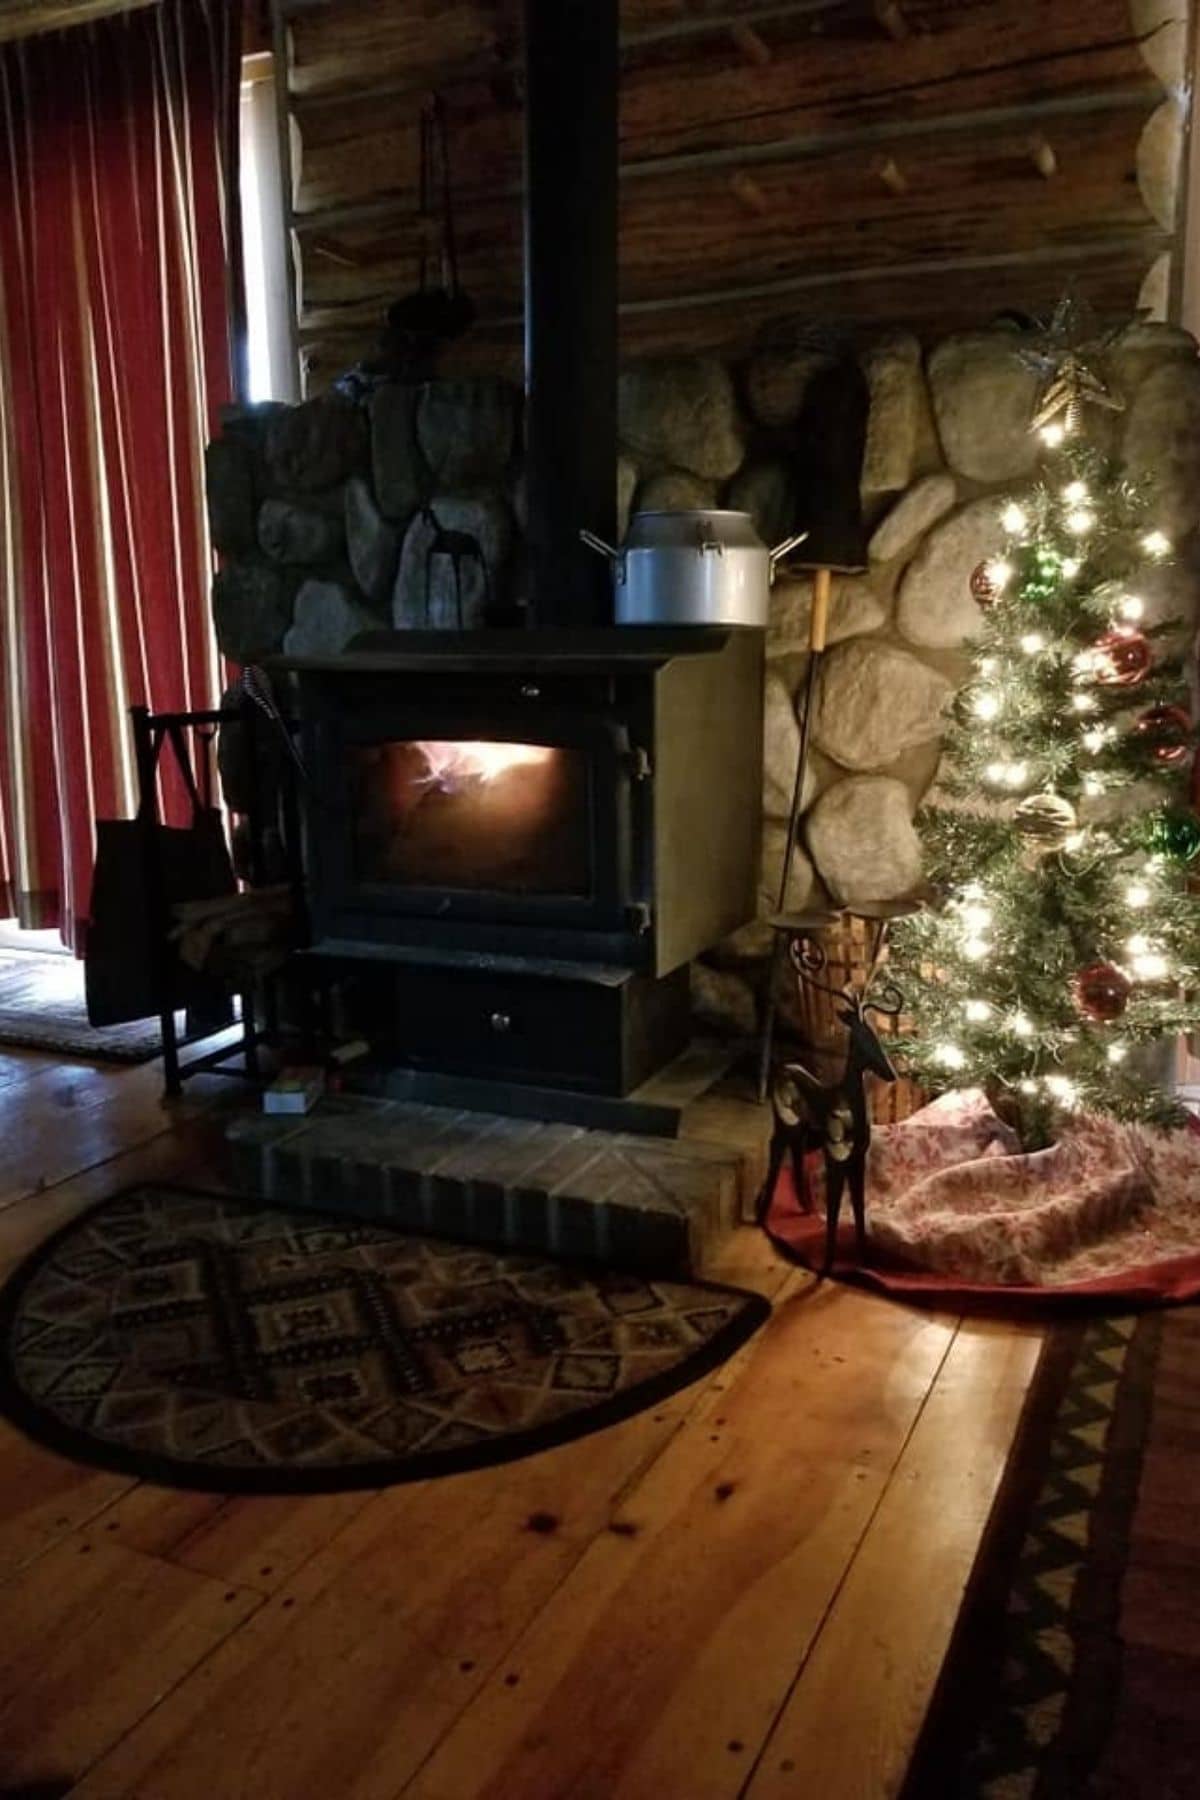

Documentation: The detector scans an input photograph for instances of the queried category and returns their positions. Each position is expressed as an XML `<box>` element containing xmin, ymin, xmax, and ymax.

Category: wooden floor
<box><xmin>0</xmin><ymin>1045</ymin><xmax>1043</xmax><ymax>1800</ymax></box>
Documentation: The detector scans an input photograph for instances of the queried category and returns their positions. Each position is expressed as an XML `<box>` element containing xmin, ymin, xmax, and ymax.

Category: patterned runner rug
<box><xmin>903</xmin><ymin>1307</ymin><xmax>1200</xmax><ymax>1798</ymax></box>
<box><xmin>0</xmin><ymin>1186</ymin><xmax>770</xmax><ymax>1494</ymax></box>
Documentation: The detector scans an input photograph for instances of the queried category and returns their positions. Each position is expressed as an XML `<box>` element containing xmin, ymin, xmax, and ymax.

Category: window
<box><xmin>239</xmin><ymin>53</ymin><xmax>299</xmax><ymax>403</ymax></box>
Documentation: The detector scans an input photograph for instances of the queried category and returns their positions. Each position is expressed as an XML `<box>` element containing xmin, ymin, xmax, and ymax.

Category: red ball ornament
<box><xmin>1089</xmin><ymin>628</ymin><xmax>1152</xmax><ymax>688</ymax></box>
<box><xmin>1135</xmin><ymin>704</ymin><xmax>1192</xmax><ymax>766</ymax></box>
<box><xmin>1073</xmin><ymin>961</ymin><xmax>1132</xmax><ymax>1023</ymax></box>
<box><xmin>970</xmin><ymin>561</ymin><xmax>1000</xmax><ymax>611</ymax></box>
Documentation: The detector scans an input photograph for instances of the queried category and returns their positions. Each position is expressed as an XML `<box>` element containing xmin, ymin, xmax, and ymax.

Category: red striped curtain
<box><xmin>0</xmin><ymin>0</ymin><xmax>241</xmax><ymax>947</ymax></box>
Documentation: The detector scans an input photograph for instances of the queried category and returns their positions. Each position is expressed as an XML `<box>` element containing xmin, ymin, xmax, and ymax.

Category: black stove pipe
<box><xmin>522</xmin><ymin>0</ymin><xmax>618</xmax><ymax>627</ymax></box>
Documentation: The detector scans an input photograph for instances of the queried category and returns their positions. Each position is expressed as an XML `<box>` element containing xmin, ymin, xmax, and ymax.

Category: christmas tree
<box><xmin>890</xmin><ymin>335</ymin><xmax>1200</xmax><ymax>1151</ymax></box>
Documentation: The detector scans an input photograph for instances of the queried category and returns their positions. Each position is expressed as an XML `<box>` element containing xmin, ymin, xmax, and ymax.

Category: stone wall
<box><xmin>205</xmin><ymin>317</ymin><xmax>1200</xmax><ymax>1036</ymax></box>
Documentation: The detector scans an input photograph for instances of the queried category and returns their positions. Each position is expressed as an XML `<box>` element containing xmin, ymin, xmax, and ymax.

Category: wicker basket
<box><xmin>774</xmin><ymin>912</ymin><xmax>925</xmax><ymax>1125</ymax></box>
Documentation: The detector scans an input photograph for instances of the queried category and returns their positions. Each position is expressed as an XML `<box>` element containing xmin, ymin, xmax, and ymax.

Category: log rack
<box><xmin>129</xmin><ymin>701</ymin><xmax>288</xmax><ymax>1098</ymax></box>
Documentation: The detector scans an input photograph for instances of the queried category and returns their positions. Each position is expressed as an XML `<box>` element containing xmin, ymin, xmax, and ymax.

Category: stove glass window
<box><xmin>350</xmin><ymin>740</ymin><xmax>592</xmax><ymax>896</ymax></box>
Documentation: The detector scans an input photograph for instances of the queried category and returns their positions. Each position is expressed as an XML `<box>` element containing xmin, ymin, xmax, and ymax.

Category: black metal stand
<box><xmin>130</xmin><ymin>702</ymin><xmax>270</xmax><ymax>1099</ymax></box>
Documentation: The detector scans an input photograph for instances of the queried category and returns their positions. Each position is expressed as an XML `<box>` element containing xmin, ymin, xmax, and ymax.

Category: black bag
<box><xmin>85</xmin><ymin>723</ymin><xmax>237</xmax><ymax>1028</ymax></box>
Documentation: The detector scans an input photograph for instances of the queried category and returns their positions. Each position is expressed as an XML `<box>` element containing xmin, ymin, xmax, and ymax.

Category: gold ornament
<box><xmin>1013</xmin><ymin>791</ymin><xmax>1077</xmax><ymax>848</ymax></box>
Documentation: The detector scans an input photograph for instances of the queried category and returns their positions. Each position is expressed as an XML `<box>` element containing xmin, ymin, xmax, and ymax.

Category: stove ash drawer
<box><xmin>358</xmin><ymin>961</ymin><xmax>689</xmax><ymax>1097</ymax></box>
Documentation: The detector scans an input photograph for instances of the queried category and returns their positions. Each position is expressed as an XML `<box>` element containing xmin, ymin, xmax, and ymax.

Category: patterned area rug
<box><xmin>0</xmin><ymin>947</ymin><xmax>164</xmax><ymax>1063</ymax></box>
<box><xmin>903</xmin><ymin>1308</ymin><xmax>1200</xmax><ymax>1797</ymax></box>
<box><xmin>0</xmin><ymin>1186</ymin><xmax>770</xmax><ymax>1493</ymax></box>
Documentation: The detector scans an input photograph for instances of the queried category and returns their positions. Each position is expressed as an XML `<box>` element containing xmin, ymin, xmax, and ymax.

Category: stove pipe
<box><xmin>522</xmin><ymin>0</ymin><xmax>618</xmax><ymax>627</ymax></box>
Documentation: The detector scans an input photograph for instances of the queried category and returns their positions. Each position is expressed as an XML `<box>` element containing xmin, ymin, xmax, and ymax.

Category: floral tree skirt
<box><xmin>765</xmin><ymin>1088</ymin><xmax>1200</xmax><ymax>1306</ymax></box>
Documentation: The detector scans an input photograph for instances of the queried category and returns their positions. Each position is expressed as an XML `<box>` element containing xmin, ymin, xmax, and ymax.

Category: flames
<box><xmin>413</xmin><ymin>740</ymin><xmax>555</xmax><ymax>791</ymax></box>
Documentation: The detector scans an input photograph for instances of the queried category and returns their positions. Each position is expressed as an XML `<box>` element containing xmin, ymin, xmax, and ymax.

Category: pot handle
<box><xmin>579</xmin><ymin>527</ymin><xmax>626</xmax><ymax>584</ymax></box>
<box><xmin>768</xmin><ymin>531</ymin><xmax>809</xmax><ymax>575</ymax></box>
<box><xmin>579</xmin><ymin>529</ymin><xmax>620</xmax><ymax>561</ymax></box>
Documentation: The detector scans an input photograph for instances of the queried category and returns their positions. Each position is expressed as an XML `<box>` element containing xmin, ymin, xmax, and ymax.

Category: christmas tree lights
<box><xmin>890</xmin><ymin>427</ymin><xmax>1200</xmax><ymax>1149</ymax></box>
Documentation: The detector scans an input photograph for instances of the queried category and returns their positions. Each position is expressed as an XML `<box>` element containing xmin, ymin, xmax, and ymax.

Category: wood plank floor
<box><xmin>0</xmin><ymin>1045</ymin><xmax>1043</xmax><ymax>1799</ymax></box>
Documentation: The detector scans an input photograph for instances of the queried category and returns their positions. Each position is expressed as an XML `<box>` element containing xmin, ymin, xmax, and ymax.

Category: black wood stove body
<box><xmin>277</xmin><ymin>627</ymin><xmax>762</xmax><ymax>1109</ymax></box>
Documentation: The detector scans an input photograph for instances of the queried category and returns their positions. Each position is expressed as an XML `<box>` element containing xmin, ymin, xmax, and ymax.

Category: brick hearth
<box><xmin>227</xmin><ymin>1094</ymin><xmax>761</xmax><ymax>1275</ymax></box>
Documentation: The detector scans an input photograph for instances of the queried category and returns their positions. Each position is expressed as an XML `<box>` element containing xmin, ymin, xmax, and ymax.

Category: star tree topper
<box><xmin>1018</xmin><ymin>293</ymin><xmax>1133</xmax><ymax>436</ymax></box>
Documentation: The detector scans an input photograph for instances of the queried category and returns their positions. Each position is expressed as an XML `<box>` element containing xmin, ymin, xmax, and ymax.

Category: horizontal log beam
<box><xmin>298</xmin><ymin>222</ymin><xmax>1165</xmax><ymax>339</ymax></box>
<box><xmin>298</xmin><ymin>100</ymin><xmax>1151</xmax><ymax>304</ymax></box>
<box><xmin>289</xmin><ymin>83</ymin><xmax>1154</xmax><ymax>235</ymax></box>
<box><xmin>291</xmin><ymin>1</ymin><xmax>1153</xmax><ymax>217</ymax></box>
<box><xmin>0</xmin><ymin>0</ymin><xmax>158</xmax><ymax>41</ymax></box>
<box><xmin>612</xmin><ymin>232</ymin><xmax>1167</xmax><ymax>318</ymax></box>
<box><xmin>287</xmin><ymin>0</ymin><xmax>848</xmax><ymax>105</ymax></box>
<box><xmin>296</xmin><ymin>238</ymin><xmax>1156</xmax><ymax>389</ymax></box>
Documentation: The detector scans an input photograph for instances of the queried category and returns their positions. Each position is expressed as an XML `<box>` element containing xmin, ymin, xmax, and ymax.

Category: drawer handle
<box><xmin>490</xmin><ymin>1011</ymin><xmax>513</xmax><ymax>1034</ymax></box>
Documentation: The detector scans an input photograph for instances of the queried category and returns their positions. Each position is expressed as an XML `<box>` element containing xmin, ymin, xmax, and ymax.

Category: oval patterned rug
<box><xmin>0</xmin><ymin>1185</ymin><xmax>770</xmax><ymax>1493</ymax></box>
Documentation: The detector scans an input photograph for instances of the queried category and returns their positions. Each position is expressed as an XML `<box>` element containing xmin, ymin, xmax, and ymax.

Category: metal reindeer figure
<box><xmin>756</xmin><ymin>921</ymin><xmax>903</xmax><ymax>1273</ymax></box>
<box><xmin>422</xmin><ymin>505</ymin><xmax>492</xmax><ymax>628</ymax></box>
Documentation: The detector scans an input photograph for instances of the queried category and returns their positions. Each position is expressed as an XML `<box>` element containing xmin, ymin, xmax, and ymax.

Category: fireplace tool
<box><xmin>385</xmin><ymin>94</ymin><xmax>476</xmax><ymax>370</ymax></box>
<box><xmin>756</xmin><ymin>348</ymin><xmax>870</xmax><ymax>1100</ymax></box>
<box><xmin>757</xmin><ymin>901</ymin><xmax>912</xmax><ymax>1271</ymax></box>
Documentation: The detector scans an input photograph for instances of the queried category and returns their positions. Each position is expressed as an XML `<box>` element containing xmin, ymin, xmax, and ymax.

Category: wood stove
<box><xmin>264</xmin><ymin>3</ymin><xmax>765</xmax><ymax>1128</ymax></box>
<box><xmin>277</xmin><ymin>627</ymin><xmax>762</xmax><ymax>1109</ymax></box>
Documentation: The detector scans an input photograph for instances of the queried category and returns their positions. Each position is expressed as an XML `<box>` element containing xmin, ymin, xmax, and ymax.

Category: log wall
<box><xmin>274</xmin><ymin>0</ymin><xmax>1188</xmax><ymax>388</ymax></box>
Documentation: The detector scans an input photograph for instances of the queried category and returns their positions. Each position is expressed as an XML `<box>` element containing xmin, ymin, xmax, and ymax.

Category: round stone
<box><xmin>634</xmin><ymin>469</ymin><xmax>718</xmax><ymax>513</ymax></box>
<box><xmin>345</xmin><ymin>475</ymin><xmax>403</xmax><ymax>604</ymax></box>
<box><xmin>369</xmin><ymin>384</ymin><xmax>426</xmax><ymax>522</ymax></box>
<box><xmin>690</xmin><ymin>962</ymin><xmax>758</xmax><ymax>1037</ymax></box>
<box><xmin>813</xmin><ymin>642</ymin><xmax>953</xmax><ymax>772</ymax></box>
<box><xmin>257</xmin><ymin>498</ymin><xmax>344</xmax><ymax>566</ymax></box>
<box><xmin>767</xmin><ymin>573</ymin><xmax>887</xmax><ymax>658</ymax></box>
<box><xmin>212</xmin><ymin>563</ymin><xmax>297</xmax><ymax>665</ymax></box>
<box><xmin>860</xmin><ymin>332</ymin><xmax>925</xmax><ymax>495</ymax></box>
<box><xmin>763</xmin><ymin>670</ymin><xmax>816</xmax><ymax>820</ymax></box>
<box><xmin>721</xmin><ymin>822</ymin><xmax>816</xmax><ymax>960</ymax></box>
<box><xmin>928</xmin><ymin>331</ymin><xmax>1041</xmax><ymax>482</ymax></box>
<box><xmin>205</xmin><ymin>439</ymin><xmax>257</xmax><ymax>555</ymax></box>
<box><xmin>805</xmin><ymin>776</ymin><xmax>923</xmax><ymax>905</ymax></box>
<box><xmin>283</xmin><ymin>579</ymin><xmax>380</xmax><ymax>657</ymax></box>
<box><xmin>265</xmin><ymin>395</ymin><xmax>367</xmax><ymax>493</ymax></box>
<box><xmin>1122</xmin><ymin>358</ymin><xmax>1200</xmax><ymax>539</ymax></box>
<box><xmin>1106</xmin><ymin>319</ymin><xmax>1197</xmax><ymax>405</ymax></box>
<box><xmin>618</xmin><ymin>357</ymin><xmax>746</xmax><ymax>481</ymax></box>
<box><xmin>744</xmin><ymin>340</ymin><xmax>835</xmax><ymax>430</ymax></box>
<box><xmin>868</xmin><ymin>474</ymin><xmax>957</xmax><ymax>564</ymax></box>
<box><xmin>896</xmin><ymin>497</ymin><xmax>1008</xmax><ymax>648</ymax></box>
<box><xmin>417</xmin><ymin>378</ymin><xmax>517</xmax><ymax>488</ymax></box>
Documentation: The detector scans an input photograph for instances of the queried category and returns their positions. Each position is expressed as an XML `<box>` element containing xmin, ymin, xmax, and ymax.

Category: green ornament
<box><xmin>1148</xmin><ymin>808</ymin><xmax>1200</xmax><ymax>864</ymax></box>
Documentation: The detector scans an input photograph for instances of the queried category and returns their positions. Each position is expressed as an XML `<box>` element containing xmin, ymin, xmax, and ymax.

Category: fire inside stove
<box><xmin>413</xmin><ymin>740</ymin><xmax>555</xmax><ymax>791</ymax></box>
<box><xmin>351</xmin><ymin>739</ymin><xmax>591</xmax><ymax>896</ymax></box>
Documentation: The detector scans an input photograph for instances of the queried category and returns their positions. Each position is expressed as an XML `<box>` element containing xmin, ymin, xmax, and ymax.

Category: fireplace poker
<box><xmin>756</xmin><ymin>348</ymin><xmax>870</xmax><ymax>1101</ymax></box>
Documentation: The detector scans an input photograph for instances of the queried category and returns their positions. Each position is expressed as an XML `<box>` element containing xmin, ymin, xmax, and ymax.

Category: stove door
<box><xmin>302</xmin><ymin>689</ymin><xmax>644</xmax><ymax>957</ymax></box>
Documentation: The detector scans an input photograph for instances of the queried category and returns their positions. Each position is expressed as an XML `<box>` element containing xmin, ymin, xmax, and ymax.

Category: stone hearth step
<box><xmin>226</xmin><ymin>1096</ymin><xmax>751</xmax><ymax>1276</ymax></box>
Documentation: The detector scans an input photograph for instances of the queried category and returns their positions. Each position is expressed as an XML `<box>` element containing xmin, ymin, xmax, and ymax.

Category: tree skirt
<box><xmin>0</xmin><ymin>1186</ymin><xmax>770</xmax><ymax>1494</ymax></box>
<box><xmin>765</xmin><ymin>1089</ymin><xmax>1200</xmax><ymax>1307</ymax></box>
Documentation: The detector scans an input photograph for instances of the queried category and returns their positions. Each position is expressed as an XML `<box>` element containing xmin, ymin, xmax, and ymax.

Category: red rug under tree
<box><xmin>765</xmin><ymin>1089</ymin><xmax>1200</xmax><ymax>1308</ymax></box>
